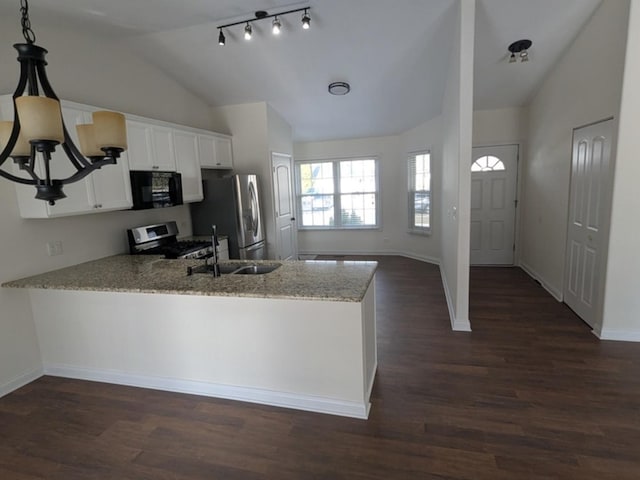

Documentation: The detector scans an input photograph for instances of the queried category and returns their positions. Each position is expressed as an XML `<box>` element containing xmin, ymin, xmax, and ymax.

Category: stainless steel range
<box><xmin>127</xmin><ymin>221</ymin><xmax>212</xmax><ymax>259</ymax></box>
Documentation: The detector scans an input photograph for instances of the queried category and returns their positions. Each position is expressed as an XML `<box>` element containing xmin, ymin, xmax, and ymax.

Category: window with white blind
<box><xmin>408</xmin><ymin>151</ymin><xmax>431</xmax><ymax>232</ymax></box>
<box><xmin>296</xmin><ymin>158</ymin><xmax>379</xmax><ymax>229</ymax></box>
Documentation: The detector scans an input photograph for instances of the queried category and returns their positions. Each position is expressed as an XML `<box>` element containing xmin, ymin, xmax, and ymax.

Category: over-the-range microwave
<box><xmin>130</xmin><ymin>170</ymin><xmax>183</xmax><ymax>210</ymax></box>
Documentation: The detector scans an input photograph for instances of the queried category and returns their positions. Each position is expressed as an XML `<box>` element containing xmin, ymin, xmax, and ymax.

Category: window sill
<box><xmin>408</xmin><ymin>228</ymin><xmax>432</xmax><ymax>237</ymax></box>
<box><xmin>298</xmin><ymin>226</ymin><xmax>381</xmax><ymax>232</ymax></box>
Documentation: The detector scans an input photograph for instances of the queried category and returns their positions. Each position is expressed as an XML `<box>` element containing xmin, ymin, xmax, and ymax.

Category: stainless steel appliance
<box><xmin>130</xmin><ymin>171</ymin><xmax>183</xmax><ymax>210</ymax></box>
<box><xmin>127</xmin><ymin>221</ymin><xmax>212</xmax><ymax>259</ymax></box>
<box><xmin>190</xmin><ymin>173</ymin><xmax>266</xmax><ymax>260</ymax></box>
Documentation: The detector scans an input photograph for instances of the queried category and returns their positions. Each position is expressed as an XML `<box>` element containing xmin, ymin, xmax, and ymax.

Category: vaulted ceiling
<box><xmin>0</xmin><ymin>0</ymin><xmax>602</xmax><ymax>140</ymax></box>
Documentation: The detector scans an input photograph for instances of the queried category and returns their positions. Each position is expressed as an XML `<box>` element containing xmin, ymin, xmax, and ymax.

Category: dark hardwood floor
<box><xmin>1</xmin><ymin>256</ymin><xmax>639</xmax><ymax>479</ymax></box>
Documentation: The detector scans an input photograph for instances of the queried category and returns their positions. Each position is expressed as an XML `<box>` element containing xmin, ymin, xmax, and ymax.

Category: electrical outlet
<box><xmin>46</xmin><ymin>240</ymin><xmax>63</xmax><ymax>256</ymax></box>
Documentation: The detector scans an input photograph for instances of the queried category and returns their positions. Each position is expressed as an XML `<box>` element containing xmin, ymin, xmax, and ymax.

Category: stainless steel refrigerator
<box><xmin>190</xmin><ymin>173</ymin><xmax>265</xmax><ymax>260</ymax></box>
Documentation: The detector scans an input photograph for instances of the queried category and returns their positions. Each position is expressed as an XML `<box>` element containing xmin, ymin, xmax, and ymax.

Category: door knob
<box><xmin>291</xmin><ymin>217</ymin><xmax>295</xmax><ymax>221</ymax></box>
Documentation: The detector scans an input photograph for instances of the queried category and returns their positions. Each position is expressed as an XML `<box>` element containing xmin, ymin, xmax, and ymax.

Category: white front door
<box><xmin>470</xmin><ymin>145</ymin><xmax>518</xmax><ymax>265</ymax></box>
<box><xmin>272</xmin><ymin>152</ymin><xmax>298</xmax><ymax>260</ymax></box>
<box><xmin>564</xmin><ymin>119</ymin><xmax>613</xmax><ymax>328</ymax></box>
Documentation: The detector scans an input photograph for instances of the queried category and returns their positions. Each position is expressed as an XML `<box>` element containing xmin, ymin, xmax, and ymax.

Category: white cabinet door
<box><xmin>151</xmin><ymin>126</ymin><xmax>176</xmax><ymax>171</ymax></box>
<box><xmin>197</xmin><ymin>134</ymin><xmax>217</xmax><ymax>168</ymax></box>
<box><xmin>173</xmin><ymin>130</ymin><xmax>202</xmax><ymax>203</ymax></box>
<box><xmin>127</xmin><ymin>121</ymin><xmax>176</xmax><ymax>171</ymax></box>
<box><xmin>214</xmin><ymin>136</ymin><xmax>233</xmax><ymax>169</ymax></box>
<box><xmin>199</xmin><ymin>134</ymin><xmax>233</xmax><ymax>169</ymax></box>
<box><xmin>44</xmin><ymin>107</ymin><xmax>95</xmax><ymax>217</ymax></box>
<box><xmin>91</xmin><ymin>150</ymin><xmax>133</xmax><ymax>212</ymax></box>
<box><xmin>126</xmin><ymin>120</ymin><xmax>154</xmax><ymax>171</ymax></box>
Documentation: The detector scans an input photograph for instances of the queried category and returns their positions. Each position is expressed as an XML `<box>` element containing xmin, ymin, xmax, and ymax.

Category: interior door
<box><xmin>272</xmin><ymin>152</ymin><xmax>298</xmax><ymax>260</ymax></box>
<box><xmin>564</xmin><ymin>119</ymin><xmax>613</xmax><ymax>328</ymax></box>
<box><xmin>470</xmin><ymin>145</ymin><xmax>518</xmax><ymax>265</ymax></box>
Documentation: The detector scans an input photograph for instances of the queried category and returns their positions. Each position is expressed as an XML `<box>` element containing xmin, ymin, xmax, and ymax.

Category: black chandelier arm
<box><xmin>34</xmin><ymin>61</ymin><xmax>57</xmax><ymax>100</ymax></box>
<box><xmin>0</xmin><ymin>165</ymin><xmax>38</xmax><ymax>185</ymax></box>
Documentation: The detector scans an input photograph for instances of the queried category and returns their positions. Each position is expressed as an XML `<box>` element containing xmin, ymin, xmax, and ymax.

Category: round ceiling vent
<box><xmin>328</xmin><ymin>82</ymin><xmax>350</xmax><ymax>96</ymax></box>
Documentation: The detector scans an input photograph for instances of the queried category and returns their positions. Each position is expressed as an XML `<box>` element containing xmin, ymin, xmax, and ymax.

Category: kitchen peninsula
<box><xmin>3</xmin><ymin>256</ymin><xmax>377</xmax><ymax>419</ymax></box>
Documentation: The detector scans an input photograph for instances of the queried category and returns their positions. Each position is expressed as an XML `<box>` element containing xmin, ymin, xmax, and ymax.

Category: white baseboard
<box><xmin>593</xmin><ymin>329</ymin><xmax>640</xmax><ymax>342</ymax></box>
<box><xmin>439</xmin><ymin>266</ymin><xmax>472</xmax><ymax>332</ymax></box>
<box><xmin>298</xmin><ymin>250</ymin><xmax>441</xmax><ymax>266</ymax></box>
<box><xmin>44</xmin><ymin>364</ymin><xmax>370</xmax><ymax>419</ymax></box>
<box><xmin>0</xmin><ymin>366</ymin><xmax>43</xmax><ymax>398</ymax></box>
<box><xmin>519</xmin><ymin>262</ymin><xmax>563</xmax><ymax>301</ymax></box>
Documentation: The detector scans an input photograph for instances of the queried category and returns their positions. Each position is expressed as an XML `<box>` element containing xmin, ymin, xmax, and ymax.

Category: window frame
<box><xmin>295</xmin><ymin>156</ymin><xmax>380</xmax><ymax>230</ymax></box>
<box><xmin>408</xmin><ymin>150</ymin><xmax>432</xmax><ymax>235</ymax></box>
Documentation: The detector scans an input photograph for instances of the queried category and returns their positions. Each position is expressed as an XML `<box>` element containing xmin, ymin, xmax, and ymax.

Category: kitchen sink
<box><xmin>231</xmin><ymin>265</ymin><xmax>281</xmax><ymax>275</ymax></box>
<box><xmin>188</xmin><ymin>263</ymin><xmax>281</xmax><ymax>276</ymax></box>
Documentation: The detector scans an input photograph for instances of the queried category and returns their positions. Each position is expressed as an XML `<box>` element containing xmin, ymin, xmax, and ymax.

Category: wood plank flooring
<box><xmin>1</xmin><ymin>256</ymin><xmax>639</xmax><ymax>479</ymax></box>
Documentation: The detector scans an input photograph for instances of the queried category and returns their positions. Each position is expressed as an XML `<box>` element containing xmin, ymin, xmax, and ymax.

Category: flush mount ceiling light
<box><xmin>328</xmin><ymin>82</ymin><xmax>351</xmax><ymax>96</ymax></box>
<box><xmin>0</xmin><ymin>0</ymin><xmax>127</xmax><ymax>204</ymax></box>
<box><xmin>508</xmin><ymin>39</ymin><xmax>532</xmax><ymax>63</ymax></box>
<box><xmin>217</xmin><ymin>6</ymin><xmax>310</xmax><ymax>45</ymax></box>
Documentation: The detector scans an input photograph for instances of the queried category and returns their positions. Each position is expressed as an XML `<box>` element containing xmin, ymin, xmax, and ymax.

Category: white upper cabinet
<box><xmin>126</xmin><ymin>120</ymin><xmax>176</xmax><ymax>171</ymax></box>
<box><xmin>1</xmin><ymin>94</ymin><xmax>230</xmax><ymax>217</ymax></box>
<box><xmin>199</xmin><ymin>134</ymin><xmax>233</xmax><ymax>169</ymax></box>
<box><xmin>173</xmin><ymin>129</ymin><xmax>203</xmax><ymax>203</ymax></box>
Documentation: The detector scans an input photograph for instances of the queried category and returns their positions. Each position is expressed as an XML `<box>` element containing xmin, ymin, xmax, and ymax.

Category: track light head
<box><xmin>244</xmin><ymin>22</ymin><xmax>252</xmax><ymax>40</ymax></box>
<box><xmin>509</xmin><ymin>52</ymin><xmax>516</xmax><ymax>63</ymax></box>
<box><xmin>272</xmin><ymin>16</ymin><xmax>281</xmax><ymax>35</ymax></box>
<box><xmin>302</xmin><ymin>9</ymin><xmax>311</xmax><ymax>29</ymax></box>
<box><xmin>218</xmin><ymin>29</ymin><xmax>226</xmax><ymax>46</ymax></box>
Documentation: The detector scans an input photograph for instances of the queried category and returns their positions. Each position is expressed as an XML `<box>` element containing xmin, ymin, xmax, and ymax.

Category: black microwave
<box><xmin>130</xmin><ymin>171</ymin><xmax>183</xmax><ymax>210</ymax></box>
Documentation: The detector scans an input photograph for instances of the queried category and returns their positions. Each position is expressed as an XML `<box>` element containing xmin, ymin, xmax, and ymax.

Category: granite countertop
<box><xmin>2</xmin><ymin>255</ymin><xmax>377</xmax><ymax>302</ymax></box>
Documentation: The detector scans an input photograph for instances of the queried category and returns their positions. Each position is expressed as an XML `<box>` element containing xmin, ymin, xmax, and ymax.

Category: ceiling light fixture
<box><xmin>507</xmin><ymin>39</ymin><xmax>532</xmax><ymax>64</ymax></box>
<box><xmin>272</xmin><ymin>16</ymin><xmax>281</xmax><ymax>35</ymax></box>
<box><xmin>328</xmin><ymin>82</ymin><xmax>350</xmax><ymax>96</ymax></box>
<box><xmin>217</xmin><ymin>7</ymin><xmax>310</xmax><ymax>45</ymax></box>
<box><xmin>0</xmin><ymin>0</ymin><xmax>127</xmax><ymax>204</ymax></box>
<box><xmin>302</xmin><ymin>9</ymin><xmax>311</xmax><ymax>30</ymax></box>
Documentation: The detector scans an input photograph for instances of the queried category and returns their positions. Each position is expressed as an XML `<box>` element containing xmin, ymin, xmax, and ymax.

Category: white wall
<box><xmin>473</xmin><ymin>107</ymin><xmax>527</xmax><ymax>146</ymax></box>
<box><xmin>521</xmin><ymin>0</ymin><xmax>629</xmax><ymax>300</ymax></box>
<box><xmin>0</xmin><ymin>21</ymin><xmax>213</xmax><ymax>395</ymax></box>
<box><xmin>439</xmin><ymin>0</ymin><xmax>475</xmax><ymax>331</ymax></box>
<box><xmin>266</xmin><ymin>105</ymin><xmax>294</xmax><ymax>259</ymax></box>
<box><xmin>293</xmin><ymin>117</ymin><xmax>442</xmax><ymax>262</ymax></box>
<box><xmin>601</xmin><ymin>0</ymin><xmax>640</xmax><ymax>340</ymax></box>
<box><xmin>210</xmin><ymin>102</ymin><xmax>294</xmax><ymax>259</ymax></box>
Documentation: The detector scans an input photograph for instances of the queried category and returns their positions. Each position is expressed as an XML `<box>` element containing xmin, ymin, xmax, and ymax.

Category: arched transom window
<box><xmin>472</xmin><ymin>155</ymin><xmax>505</xmax><ymax>172</ymax></box>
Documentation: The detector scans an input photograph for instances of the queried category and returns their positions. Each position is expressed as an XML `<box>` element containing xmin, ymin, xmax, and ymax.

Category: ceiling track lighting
<box><xmin>507</xmin><ymin>39</ymin><xmax>532</xmax><ymax>64</ymax></box>
<box><xmin>217</xmin><ymin>6</ymin><xmax>310</xmax><ymax>45</ymax></box>
<box><xmin>0</xmin><ymin>0</ymin><xmax>127</xmax><ymax>204</ymax></box>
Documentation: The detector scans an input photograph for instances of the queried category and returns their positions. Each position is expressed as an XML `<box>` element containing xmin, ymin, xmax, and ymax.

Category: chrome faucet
<box><xmin>211</xmin><ymin>224</ymin><xmax>221</xmax><ymax>277</ymax></box>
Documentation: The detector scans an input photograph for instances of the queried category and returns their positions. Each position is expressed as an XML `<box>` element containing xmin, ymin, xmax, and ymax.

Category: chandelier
<box><xmin>0</xmin><ymin>0</ymin><xmax>127</xmax><ymax>205</ymax></box>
